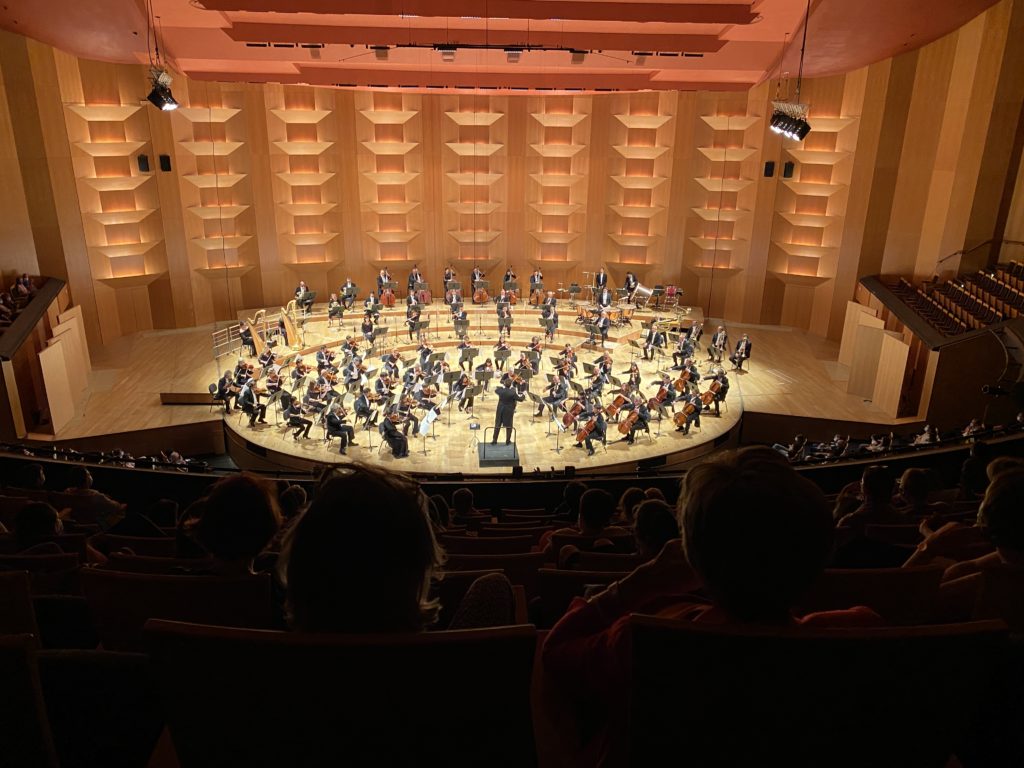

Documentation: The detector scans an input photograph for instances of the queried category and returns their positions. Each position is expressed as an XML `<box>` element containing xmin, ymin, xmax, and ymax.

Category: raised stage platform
<box><xmin>29</xmin><ymin>299</ymin><xmax>917</xmax><ymax>477</ymax></box>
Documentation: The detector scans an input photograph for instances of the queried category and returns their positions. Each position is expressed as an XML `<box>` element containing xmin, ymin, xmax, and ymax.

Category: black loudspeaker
<box><xmin>783</xmin><ymin>161</ymin><xmax>795</xmax><ymax>178</ymax></box>
<box><xmin>137</xmin><ymin>154</ymin><xmax>150</xmax><ymax>173</ymax></box>
<box><xmin>763</xmin><ymin>161</ymin><xmax>775</xmax><ymax>178</ymax></box>
<box><xmin>158</xmin><ymin>154</ymin><xmax>172</xmax><ymax>172</ymax></box>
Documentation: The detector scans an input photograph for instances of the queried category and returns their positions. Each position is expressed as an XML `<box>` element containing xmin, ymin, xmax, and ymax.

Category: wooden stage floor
<box><xmin>40</xmin><ymin>302</ymin><xmax>907</xmax><ymax>475</ymax></box>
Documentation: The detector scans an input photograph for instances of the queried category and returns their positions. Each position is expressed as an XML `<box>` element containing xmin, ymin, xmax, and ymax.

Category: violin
<box><xmin>508</xmin><ymin>373</ymin><xmax>526</xmax><ymax>387</ymax></box>
<box><xmin>401</xmin><ymin>394</ymin><xmax>417</xmax><ymax>408</ymax></box>
<box><xmin>562</xmin><ymin>399</ymin><xmax>585</xmax><ymax>428</ymax></box>
<box><xmin>388</xmin><ymin>411</ymin><xmax>405</xmax><ymax>424</ymax></box>
<box><xmin>421</xmin><ymin>385</ymin><xmax>438</xmax><ymax>398</ymax></box>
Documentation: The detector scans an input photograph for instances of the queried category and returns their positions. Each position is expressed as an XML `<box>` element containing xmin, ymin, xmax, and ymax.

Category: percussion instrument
<box><xmin>634</xmin><ymin>283</ymin><xmax>654</xmax><ymax>301</ymax></box>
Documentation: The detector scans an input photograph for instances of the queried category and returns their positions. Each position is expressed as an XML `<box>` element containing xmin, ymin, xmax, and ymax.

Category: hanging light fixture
<box><xmin>770</xmin><ymin>0</ymin><xmax>812</xmax><ymax>141</ymax></box>
<box><xmin>143</xmin><ymin>1</ymin><xmax>178</xmax><ymax>111</ymax></box>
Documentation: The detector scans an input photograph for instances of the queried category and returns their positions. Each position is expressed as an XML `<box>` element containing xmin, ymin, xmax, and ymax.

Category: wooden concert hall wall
<box><xmin>0</xmin><ymin>0</ymin><xmax>1022</xmax><ymax>349</ymax></box>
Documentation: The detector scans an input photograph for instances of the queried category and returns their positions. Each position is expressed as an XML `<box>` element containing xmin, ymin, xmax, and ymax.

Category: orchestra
<box><xmin>216</xmin><ymin>261</ymin><xmax>739</xmax><ymax>465</ymax></box>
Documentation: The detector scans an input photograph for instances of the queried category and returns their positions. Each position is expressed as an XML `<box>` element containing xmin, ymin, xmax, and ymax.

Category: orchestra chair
<box><xmin>145</xmin><ymin>620</ymin><xmax>538</xmax><ymax>768</ymax></box>
<box><xmin>536</xmin><ymin>568</ymin><xmax>621</xmax><ymax>627</ymax></box>
<box><xmin>102</xmin><ymin>535</ymin><xmax>177</xmax><ymax>558</ymax></box>
<box><xmin>629</xmin><ymin>616</ymin><xmax>1009</xmax><ymax>768</ymax></box>
<box><xmin>794</xmin><ymin>566</ymin><xmax>944</xmax><ymax>625</ymax></box>
<box><xmin>0</xmin><ymin>554</ymin><xmax>81</xmax><ymax>595</ymax></box>
<box><xmin>80</xmin><ymin>569</ymin><xmax>274</xmax><ymax>652</ymax></box>
<box><xmin>439</xmin><ymin>534</ymin><xmax>534</xmax><ymax>555</ymax></box>
<box><xmin>0</xmin><ymin>494</ymin><xmax>30</xmax><ymax>529</ymax></box>
<box><xmin>444</xmin><ymin>552</ymin><xmax>548</xmax><ymax>597</ymax></box>
<box><xmin>207</xmin><ymin>383</ymin><xmax>220</xmax><ymax>413</ymax></box>
<box><xmin>0</xmin><ymin>533</ymin><xmax>87</xmax><ymax>560</ymax></box>
<box><xmin>0</xmin><ymin>634</ymin><xmax>59</xmax><ymax>768</ymax></box>
<box><xmin>503</xmin><ymin>510</ymin><xmax>554</xmax><ymax>521</ymax></box>
<box><xmin>0</xmin><ymin>571</ymin><xmax>40</xmax><ymax>637</ymax></box>
<box><xmin>865</xmin><ymin>523</ymin><xmax>924</xmax><ymax>548</ymax></box>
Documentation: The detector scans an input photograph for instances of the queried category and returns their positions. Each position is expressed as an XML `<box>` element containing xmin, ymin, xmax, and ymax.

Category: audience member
<box><xmin>552</xmin><ymin>481</ymin><xmax>588</xmax><ymax>522</ymax></box>
<box><xmin>62</xmin><ymin>466</ymin><xmax>125</xmax><ymax>529</ymax></box>
<box><xmin>959</xmin><ymin>442</ymin><xmax>992</xmax><ymax>499</ymax></box>
<box><xmin>615</xmin><ymin>486</ymin><xmax>645</xmax><ymax>526</ymax></box>
<box><xmin>894</xmin><ymin>468</ymin><xmax>951</xmax><ymax>517</ymax></box>
<box><xmin>187</xmin><ymin>474</ymin><xmax>281</xmax><ymax>575</ymax></box>
<box><xmin>643</xmin><ymin>487</ymin><xmax>666</xmax><ymax>502</ymax></box>
<box><xmin>833</xmin><ymin>466</ymin><xmax>907</xmax><ymax>534</ymax></box>
<box><xmin>451</xmin><ymin>488</ymin><xmax>477</xmax><ymax>523</ymax></box>
<box><xmin>544</xmin><ymin>489</ymin><xmax>628</xmax><ymax>556</ymax></box>
<box><xmin>11</xmin><ymin>462</ymin><xmax>46</xmax><ymax>491</ymax></box>
<box><xmin>771</xmin><ymin>434</ymin><xmax>807</xmax><ymax>462</ymax></box>
<box><xmin>280</xmin><ymin>465</ymin><xmax>445</xmax><ymax>633</ymax></box>
<box><xmin>12</xmin><ymin>501</ymin><xmax>63</xmax><ymax>553</ymax></box>
<box><xmin>428</xmin><ymin>494</ymin><xmax>451</xmax><ymax>531</ymax></box>
<box><xmin>633</xmin><ymin>499</ymin><xmax>680</xmax><ymax>561</ymax></box>
<box><xmin>543</xmin><ymin>448</ymin><xmax>879</xmax><ymax>767</ymax></box>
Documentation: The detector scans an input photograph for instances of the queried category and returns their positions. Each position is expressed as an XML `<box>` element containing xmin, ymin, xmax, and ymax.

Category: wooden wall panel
<box><xmin>0</xmin><ymin>41</ymin><xmax>39</xmax><ymax>277</ymax></box>
<box><xmin>38</xmin><ymin>341</ymin><xmax>74</xmax><ymax>434</ymax></box>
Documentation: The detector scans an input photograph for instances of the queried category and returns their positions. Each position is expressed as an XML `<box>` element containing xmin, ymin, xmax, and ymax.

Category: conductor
<box><xmin>491</xmin><ymin>373</ymin><xmax>526</xmax><ymax>446</ymax></box>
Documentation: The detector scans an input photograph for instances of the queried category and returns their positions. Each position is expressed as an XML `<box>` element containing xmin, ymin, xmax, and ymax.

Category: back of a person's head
<box><xmin>898</xmin><ymin>468</ymin><xmax>931</xmax><ymax>505</ymax></box>
<box><xmin>192</xmin><ymin>474</ymin><xmax>280</xmax><ymax>563</ymax></box>
<box><xmin>579</xmin><ymin>489</ymin><xmax>615</xmax><ymax>532</ymax></box>
<box><xmin>428</xmin><ymin>494</ymin><xmax>450</xmax><ymax>529</ymax></box>
<box><xmin>617</xmin><ymin>487</ymin><xmax>645</xmax><ymax>522</ymax></box>
<box><xmin>452</xmin><ymin>487</ymin><xmax>474</xmax><ymax>515</ymax></box>
<box><xmin>17</xmin><ymin>463</ymin><xmax>45</xmax><ymax>490</ymax></box>
<box><xmin>860</xmin><ymin>465</ymin><xmax>893</xmax><ymax>504</ymax></box>
<box><xmin>281</xmin><ymin>465</ymin><xmax>443</xmax><ymax>633</ymax></box>
<box><xmin>563</xmin><ymin>480</ymin><xmax>587</xmax><ymax>505</ymax></box>
<box><xmin>679</xmin><ymin>448</ymin><xmax>833</xmax><ymax>622</ymax></box>
<box><xmin>279</xmin><ymin>484</ymin><xmax>308</xmax><ymax>520</ymax></box>
<box><xmin>634</xmin><ymin>499</ymin><xmax>680</xmax><ymax>559</ymax></box>
<box><xmin>14</xmin><ymin>502</ymin><xmax>62</xmax><ymax>542</ymax></box>
<box><xmin>67</xmin><ymin>466</ymin><xmax>91</xmax><ymax>489</ymax></box>
<box><xmin>978</xmin><ymin>468</ymin><xmax>1024</xmax><ymax>553</ymax></box>
<box><xmin>643</xmin><ymin>487</ymin><xmax>667</xmax><ymax>502</ymax></box>
<box><xmin>986</xmin><ymin>456</ymin><xmax>1024</xmax><ymax>483</ymax></box>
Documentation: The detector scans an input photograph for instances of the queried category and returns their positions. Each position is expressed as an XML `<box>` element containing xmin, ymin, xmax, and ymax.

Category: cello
<box><xmin>700</xmin><ymin>380</ymin><xmax>722</xmax><ymax>408</ymax></box>
<box><xmin>562</xmin><ymin>399</ymin><xmax>585</xmax><ymax>428</ymax></box>
<box><xmin>618</xmin><ymin>409</ymin><xmax>641</xmax><ymax>435</ymax></box>
<box><xmin>604</xmin><ymin>393</ymin><xmax>627</xmax><ymax>420</ymax></box>
<box><xmin>672</xmin><ymin>370</ymin><xmax>692</xmax><ymax>392</ymax></box>
<box><xmin>647</xmin><ymin>386</ymin><xmax>669</xmax><ymax>411</ymax></box>
<box><xmin>673</xmin><ymin>401</ymin><xmax>697</xmax><ymax>428</ymax></box>
<box><xmin>576</xmin><ymin>405</ymin><xmax>603</xmax><ymax>444</ymax></box>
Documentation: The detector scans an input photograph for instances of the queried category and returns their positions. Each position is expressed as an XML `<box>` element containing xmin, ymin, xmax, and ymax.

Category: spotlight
<box><xmin>146</xmin><ymin>68</ymin><xmax>178</xmax><ymax>111</ymax></box>
<box><xmin>769</xmin><ymin>101</ymin><xmax>811</xmax><ymax>141</ymax></box>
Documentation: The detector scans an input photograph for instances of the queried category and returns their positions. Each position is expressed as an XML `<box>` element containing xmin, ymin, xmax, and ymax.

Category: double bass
<box><xmin>473</xmin><ymin>284</ymin><xmax>490</xmax><ymax>304</ymax></box>
<box><xmin>381</xmin><ymin>283</ymin><xmax>396</xmax><ymax>308</ymax></box>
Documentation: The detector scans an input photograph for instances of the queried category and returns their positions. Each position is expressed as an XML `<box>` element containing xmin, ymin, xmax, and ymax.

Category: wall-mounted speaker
<box><xmin>763</xmin><ymin>161</ymin><xmax>775</xmax><ymax>178</ymax></box>
<box><xmin>158</xmin><ymin>154</ymin><xmax>172</xmax><ymax>172</ymax></box>
<box><xmin>137</xmin><ymin>154</ymin><xmax>150</xmax><ymax>173</ymax></box>
<box><xmin>782</xmin><ymin>161</ymin><xmax>795</xmax><ymax>178</ymax></box>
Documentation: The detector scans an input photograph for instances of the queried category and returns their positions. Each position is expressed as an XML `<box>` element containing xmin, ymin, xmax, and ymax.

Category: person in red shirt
<box><xmin>542</xmin><ymin>447</ymin><xmax>881</xmax><ymax>767</ymax></box>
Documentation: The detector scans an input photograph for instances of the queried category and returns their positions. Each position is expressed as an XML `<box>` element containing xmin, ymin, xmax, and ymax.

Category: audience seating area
<box><xmin>0</xmin><ymin>436</ymin><xmax>1022</xmax><ymax>767</ymax></box>
<box><xmin>891</xmin><ymin>263</ymin><xmax>1024</xmax><ymax>337</ymax></box>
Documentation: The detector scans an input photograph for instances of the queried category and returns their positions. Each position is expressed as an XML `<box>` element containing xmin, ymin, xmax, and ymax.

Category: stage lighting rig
<box><xmin>146</xmin><ymin>67</ymin><xmax>179</xmax><ymax>112</ymax></box>
<box><xmin>769</xmin><ymin>0</ymin><xmax>812</xmax><ymax>141</ymax></box>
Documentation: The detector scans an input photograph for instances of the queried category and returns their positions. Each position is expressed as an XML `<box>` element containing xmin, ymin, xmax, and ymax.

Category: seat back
<box><xmin>549</xmin><ymin>532</ymin><xmax>635</xmax><ymax>554</ymax></box>
<box><xmin>440</xmin><ymin>534</ymin><xmax>534</xmax><ymax>555</ymax></box>
<box><xmin>80</xmin><ymin>569</ymin><xmax>274</xmax><ymax>651</ymax></box>
<box><xmin>445</xmin><ymin>552</ymin><xmax>547</xmax><ymax>597</ymax></box>
<box><xmin>0</xmin><ymin>635</ymin><xmax>59</xmax><ymax>768</ymax></box>
<box><xmin>431</xmin><ymin>569</ymin><xmax>503</xmax><ymax>630</ymax></box>
<box><xmin>106</xmin><ymin>553</ymin><xmax>214</xmax><ymax>574</ymax></box>
<box><xmin>537</xmin><ymin>568</ymin><xmax>621</xmax><ymax>627</ymax></box>
<box><xmin>972</xmin><ymin>565</ymin><xmax>1024</xmax><ymax>634</ymax></box>
<box><xmin>0</xmin><ymin>495</ymin><xmax>30</xmax><ymax>529</ymax></box>
<box><xmin>629</xmin><ymin>616</ymin><xmax>1008</xmax><ymax>767</ymax></box>
<box><xmin>0</xmin><ymin>554</ymin><xmax>81</xmax><ymax>595</ymax></box>
<box><xmin>795</xmin><ymin>566</ymin><xmax>944</xmax><ymax>625</ymax></box>
<box><xmin>479</xmin><ymin>525</ymin><xmax>552</xmax><ymax>544</ymax></box>
<box><xmin>0</xmin><ymin>534</ymin><xmax>87</xmax><ymax>559</ymax></box>
<box><xmin>865</xmin><ymin>523</ymin><xmax>923</xmax><ymax>547</ymax></box>
<box><xmin>0</xmin><ymin>571</ymin><xmax>40</xmax><ymax>637</ymax></box>
<box><xmin>102</xmin><ymin>535</ymin><xmax>177</xmax><ymax>557</ymax></box>
<box><xmin>145</xmin><ymin>620</ymin><xmax>537</xmax><ymax>768</ymax></box>
<box><xmin>561</xmin><ymin>550</ymin><xmax>642</xmax><ymax>572</ymax></box>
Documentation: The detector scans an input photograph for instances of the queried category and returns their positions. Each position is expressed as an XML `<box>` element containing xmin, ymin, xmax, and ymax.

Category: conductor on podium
<box><xmin>491</xmin><ymin>373</ymin><xmax>526</xmax><ymax>445</ymax></box>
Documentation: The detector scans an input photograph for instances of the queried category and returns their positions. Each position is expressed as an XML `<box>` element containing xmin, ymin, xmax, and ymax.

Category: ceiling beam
<box><xmin>201</xmin><ymin>0</ymin><xmax>758</xmax><ymax>25</ymax></box>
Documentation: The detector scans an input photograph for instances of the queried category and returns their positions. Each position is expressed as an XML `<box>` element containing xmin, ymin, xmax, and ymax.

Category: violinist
<box><xmin>408</xmin><ymin>265</ymin><xmax>423</xmax><ymax>295</ymax></box>
<box><xmin>702</xmin><ymin>366</ymin><xmax>730</xmax><ymax>416</ymax></box>
<box><xmin>624</xmin><ymin>271</ymin><xmax>639</xmax><ymax>302</ymax></box>
<box><xmin>295</xmin><ymin>281</ymin><xmax>314</xmax><ymax>314</ymax></box>
<box><xmin>493</xmin><ymin>334</ymin><xmax>511</xmax><ymax>370</ymax></box>
<box><xmin>258</xmin><ymin>345</ymin><xmax>276</xmax><ymax>371</ymax></box>
<box><xmin>215</xmin><ymin>371</ymin><xmax>237</xmax><ymax>413</ymax></box>
<box><xmin>290</xmin><ymin>359</ymin><xmax>308</xmax><ymax>389</ymax></box>
<box><xmin>560</xmin><ymin>342</ymin><xmax>577</xmax><ymax>365</ymax></box>
<box><xmin>265</xmin><ymin>369</ymin><xmax>282</xmax><ymax>395</ymax></box>
<box><xmin>708</xmin><ymin>325</ymin><xmax>728</xmax><ymax>364</ymax></box>
<box><xmin>240</xmin><ymin>325</ymin><xmax>256</xmax><ymax>357</ymax></box>
<box><xmin>353</xmin><ymin>386</ymin><xmax>376</xmax><ymax>424</ymax></box>
<box><xmin>233</xmin><ymin>358</ymin><xmax>250</xmax><ymax>382</ymax></box>
<box><xmin>677</xmin><ymin>389</ymin><xmax>703</xmax><ymax>435</ymax></box>
<box><xmin>380</xmin><ymin>411</ymin><xmax>410</xmax><ymax>458</ymax></box>
<box><xmin>527</xmin><ymin>336</ymin><xmax>544</xmax><ymax>357</ymax></box>
<box><xmin>537</xmin><ymin>373</ymin><xmax>568</xmax><ymax>419</ymax></box>
<box><xmin>453</xmin><ymin>372</ymin><xmax>475</xmax><ymax>414</ymax></box>
<box><xmin>326</xmin><ymin>403</ymin><xmax>356</xmax><ymax>455</ymax></box>
<box><xmin>407</xmin><ymin>306</ymin><xmax>422</xmax><ymax>342</ymax></box>
<box><xmin>303</xmin><ymin>382</ymin><xmax>328</xmax><ymax>415</ymax></box>
<box><xmin>491</xmin><ymin>373</ymin><xmax>527</xmax><ymax>446</ymax></box>
<box><xmin>283</xmin><ymin>393</ymin><xmax>312</xmax><ymax>440</ymax></box>
<box><xmin>327</xmin><ymin>293</ymin><xmax>344</xmax><ymax>323</ymax></box>
<box><xmin>381</xmin><ymin>352</ymin><xmax>400</xmax><ymax>379</ymax></box>
<box><xmin>414</xmin><ymin>377</ymin><xmax>439</xmax><ymax>411</ymax></box>
<box><xmin>343</xmin><ymin>357</ymin><xmax>363</xmax><ymax>389</ymax></box>
<box><xmin>374</xmin><ymin>374</ymin><xmax>394</xmax><ymax>404</ymax></box>
<box><xmin>340</xmin><ymin>278</ymin><xmax>357</xmax><ymax>309</ymax></box>
<box><xmin>575</xmin><ymin>404</ymin><xmax>606</xmax><ymax>456</ymax></box>
<box><xmin>417</xmin><ymin>341</ymin><xmax>433</xmax><ymax>368</ymax></box>
<box><xmin>622</xmin><ymin>361</ymin><xmax>642</xmax><ymax>391</ymax></box>
<box><xmin>361</xmin><ymin>313</ymin><xmax>375</xmax><ymax>347</ymax></box>
<box><xmin>730</xmin><ymin>333</ymin><xmax>752</xmax><ymax>370</ymax></box>
<box><xmin>395</xmin><ymin>396</ymin><xmax>420</xmax><ymax>437</ymax></box>
<box><xmin>515</xmin><ymin>351</ymin><xmax>535</xmax><ymax>377</ymax></box>
<box><xmin>402</xmin><ymin>364</ymin><xmax>421</xmax><ymax>392</ymax></box>
<box><xmin>315</xmin><ymin>345</ymin><xmax>335</xmax><ymax>371</ymax></box>
<box><xmin>457</xmin><ymin>336</ymin><xmax>474</xmax><ymax>372</ymax></box>
<box><xmin>643</xmin><ymin>323</ymin><xmax>665</xmax><ymax>361</ymax></box>
<box><xmin>364</xmin><ymin>293</ymin><xmax>380</xmax><ymax>323</ymax></box>
<box><xmin>621</xmin><ymin>395</ymin><xmax>650</xmax><ymax>445</ymax></box>
<box><xmin>475</xmin><ymin>358</ymin><xmax>495</xmax><ymax>392</ymax></box>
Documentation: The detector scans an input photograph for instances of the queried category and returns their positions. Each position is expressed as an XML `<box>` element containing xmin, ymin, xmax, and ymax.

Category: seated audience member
<box><xmin>428</xmin><ymin>494</ymin><xmax>451</xmax><ymax>531</ymax></box>
<box><xmin>863</xmin><ymin>433</ymin><xmax>892</xmax><ymax>454</ymax></box>
<box><xmin>451</xmin><ymin>488</ymin><xmax>478</xmax><ymax>523</ymax></box>
<box><xmin>187</xmin><ymin>474</ymin><xmax>281</xmax><ymax>575</ymax></box>
<box><xmin>267</xmin><ymin>484</ymin><xmax>308</xmax><ymax>552</ymax></box>
<box><xmin>633</xmin><ymin>499</ymin><xmax>681</xmax><ymax>561</ymax></box>
<box><xmin>984</xmin><ymin>455</ymin><xmax>1024</xmax><ymax>484</ymax></box>
<box><xmin>911</xmin><ymin>424</ymin><xmax>940</xmax><ymax>446</ymax></box>
<box><xmin>62</xmin><ymin>466</ymin><xmax>125</xmax><ymax>529</ymax></box>
<box><xmin>958</xmin><ymin>442</ymin><xmax>992</xmax><ymax>500</ymax></box>
<box><xmin>643</xmin><ymin>488</ymin><xmax>666</xmax><ymax>502</ymax></box>
<box><xmin>12</xmin><ymin>502</ymin><xmax>64</xmax><ymax>554</ymax></box>
<box><xmin>542</xmin><ymin>448</ymin><xmax>880</xmax><ymax>767</ymax></box>
<box><xmin>962</xmin><ymin>418</ymin><xmax>986</xmax><ymax>437</ymax></box>
<box><xmin>8</xmin><ymin>462</ymin><xmax>47</xmax><ymax>492</ymax></box>
<box><xmin>544</xmin><ymin>489</ymin><xmax>628</xmax><ymax>556</ymax></box>
<box><xmin>552</xmin><ymin>481</ymin><xmax>588</xmax><ymax>523</ymax></box>
<box><xmin>103</xmin><ymin>500</ymin><xmax>170</xmax><ymax>539</ymax></box>
<box><xmin>894</xmin><ymin>468</ymin><xmax>952</xmax><ymax>518</ymax></box>
<box><xmin>833</xmin><ymin>466</ymin><xmax>906</xmax><ymax>533</ymax></box>
<box><xmin>280</xmin><ymin>465</ymin><xmax>446</xmax><ymax>633</ymax></box>
<box><xmin>772</xmin><ymin>434</ymin><xmax>807</xmax><ymax>463</ymax></box>
<box><xmin>615</xmin><ymin>487</ymin><xmax>645</xmax><ymax>526</ymax></box>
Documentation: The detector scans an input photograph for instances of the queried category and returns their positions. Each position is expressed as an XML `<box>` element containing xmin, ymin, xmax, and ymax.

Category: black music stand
<box><xmin>494</xmin><ymin>348</ymin><xmax>512</xmax><ymax>370</ymax></box>
<box><xmin>583</xmin><ymin>322</ymin><xmax>600</xmax><ymax>348</ymax></box>
<box><xmin>474</xmin><ymin>369</ymin><xmax>493</xmax><ymax>399</ymax></box>
<box><xmin>454</xmin><ymin>318</ymin><xmax>470</xmax><ymax>339</ymax></box>
<box><xmin>460</xmin><ymin>347</ymin><xmax>479</xmax><ymax>372</ymax></box>
<box><xmin>539</xmin><ymin>317</ymin><xmax>556</xmax><ymax>340</ymax></box>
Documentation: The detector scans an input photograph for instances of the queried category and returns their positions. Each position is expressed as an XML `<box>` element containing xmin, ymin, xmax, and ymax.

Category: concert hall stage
<box><xmin>27</xmin><ymin>300</ymin><xmax>917</xmax><ymax>478</ymax></box>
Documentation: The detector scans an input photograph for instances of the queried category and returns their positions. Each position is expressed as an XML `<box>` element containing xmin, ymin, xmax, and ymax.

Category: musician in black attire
<box><xmin>491</xmin><ymin>373</ymin><xmax>526</xmax><ymax>445</ymax></box>
<box><xmin>594</xmin><ymin>268</ymin><xmax>608</xmax><ymax>290</ymax></box>
<box><xmin>395</xmin><ymin>398</ymin><xmax>420</xmax><ymax>436</ymax></box>
<box><xmin>353</xmin><ymin>387</ymin><xmax>376</xmax><ymax>423</ymax></box>
<box><xmin>730</xmin><ymin>333</ymin><xmax>753</xmax><ymax>370</ymax></box>
<box><xmin>327</xmin><ymin>293</ymin><xmax>344</xmax><ymax>323</ymax></box>
<box><xmin>708</xmin><ymin>325</ymin><xmax>728</xmax><ymax>364</ymax></box>
<box><xmin>295</xmin><ymin>281</ymin><xmax>314</xmax><ymax>313</ymax></box>
<box><xmin>537</xmin><ymin>373</ymin><xmax>568</xmax><ymax>419</ymax></box>
<box><xmin>239</xmin><ymin>326</ymin><xmax>256</xmax><ymax>357</ymax></box>
<box><xmin>597</xmin><ymin>286</ymin><xmax>613</xmax><ymax>308</ymax></box>
<box><xmin>457</xmin><ymin>337</ymin><xmax>474</xmax><ymax>371</ymax></box>
<box><xmin>642</xmin><ymin>324</ymin><xmax>665</xmax><ymax>361</ymax></box>
<box><xmin>621</xmin><ymin>397</ymin><xmax>651</xmax><ymax>444</ymax></box>
<box><xmin>574</xmin><ymin>404</ymin><xmax>606</xmax><ymax>456</ymax></box>
<box><xmin>326</xmin><ymin>403</ymin><xmax>356</xmax><ymax>455</ymax></box>
<box><xmin>407</xmin><ymin>265</ymin><xmax>422</xmax><ymax>294</ymax></box>
<box><xmin>702</xmin><ymin>367</ymin><xmax>730</xmax><ymax>416</ymax></box>
<box><xmin>595</xmin><ymin>311</ymin><xmax>610</xmax><ymax>348</ymax></box>
<box><xmin>215</xmin><ymin>371</ymin><xmax>237</xmax><ymax>413</ymax></box>
<box><xmin>283</xmin><ymin>394</ymin><xmax>312</xmax><ymax>440</ymax></box>
<box><xmin>624</xmin><ymin>271</ymin><xmax>639</xmax><ymax>302</ymax></box>
<box><xmin>238</xmin><ymin>380</ymin><xmax>267</xmax><ymax>428</ymax></box>
<box><xmin>406</xmin><ymin>306</ymin><xmax>421</xmax><ymax>341</ymax></box>
<box><xmin>672</xmin><ymin>335</ymin><xmax>695</xmax><ymax>368</ymax></box>
<box><xmin>340</xmin><ymin>278</ymin><xmax>357</xmax><ymax>309</ymax></box>
<box><xmin>380</xmin><ymin>414</ymin><xmax>410</xmax><ymax>458</ymax></box>
<box><xmin>453</xmin><ymin>373</ymin><xmax>475</xmax><ymax>413</ymax></box>
<box><xmin>677</xmin><ymin>390</ymin><xmax>702</xmax><ymax>434</ymax></box>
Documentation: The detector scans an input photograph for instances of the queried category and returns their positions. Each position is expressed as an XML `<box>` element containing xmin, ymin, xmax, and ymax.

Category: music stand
<box><xmin>460</xmin><ymin>347</ymin><xmax>479</xmax><ymax>371</ymax></box>
<box><xmin>583</xmin><ymin>322</ymin><xmax>600</xmax><ymax>348</ymax></box>
<box><xmin>454</xmin><ymin>318</ymin><xmax>470</xmax><ymax>339</ymax></box>
<box><xmin>539</xmin><ymin>317</ymin><xmax>556</xmax><ymax>340</ymax></box>
<box><xmin>628</xmin><ymin>338</ymin><xmax>643</xmax><ymax>363</ymax></box>
<box><xmin>498</xmin><ymin>317</ymin><xmax>513</xmax><ymax>333</ymax></box>
<box><xmin>464</xmin><ymin>385</ymin><xmax>482</xmax><ymax>424</ymax></box>
<box><xmin>494</xmin><ymin>348</ymin><xmax>512</xmax><ymax>369</ymax></box>
<box><xmin>413</xmin><ymin>320</ymin><xmax>429</xmax><ymax>341</ymax></box>
<box><xmin>447</xmin><ymin>280</ymin><xmax>462</xmax><ymax>293</ymax></box>
<box><xmin>527</xmin><ymin>392</ymin><xmax>545</xmax><ymax>421</ymax></box>
<box><xmin>474</xmin><ymin>369</ymin><xmax>493</xmax><ymax>399</ymax></box>
<box><xmin>526</xmin><ymin>351</ymin><xmax>541</xmax><ymax>372</ymax></box>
